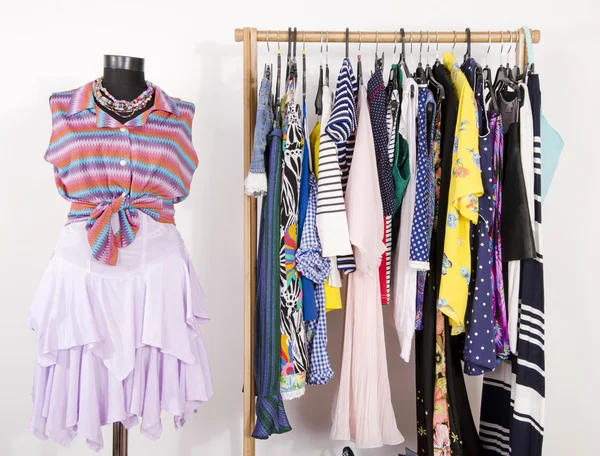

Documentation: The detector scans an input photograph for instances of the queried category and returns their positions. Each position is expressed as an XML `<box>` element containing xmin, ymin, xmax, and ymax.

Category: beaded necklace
<box><xmin>92</xmin><ymin>77</ymin><xmax>155</xmax><ymax>118</ymax></box>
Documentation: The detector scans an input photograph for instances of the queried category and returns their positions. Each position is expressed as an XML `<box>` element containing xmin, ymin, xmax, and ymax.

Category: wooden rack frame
<box><xmin>235</xmin><ymin>26</ymin><xmax>540</xmax><ymax>456</ymax></box>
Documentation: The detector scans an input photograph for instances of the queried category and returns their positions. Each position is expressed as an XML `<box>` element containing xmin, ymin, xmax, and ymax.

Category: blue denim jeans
<box><xmin>249</xmin><ymin>76</ymin><xmax>273</xmax><ymax>175</ymax></box>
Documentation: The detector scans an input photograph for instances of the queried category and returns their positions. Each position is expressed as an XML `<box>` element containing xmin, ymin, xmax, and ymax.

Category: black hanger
<box><xmin>285</xmin><ymin>27</ymin><xmax>291</xmax><ymax>82</ymax></box>
<box><xmin>493</xmin><ymin>31</ymin><xmax>521</xmax><ymax>106</ymax></box>
<box><xmin>286</xmin><ymin>27</ymin><xmax>297</xmax><ymax>85</ymax></box>
<box><xmin>293</xmin><ymin>27</ymin><xmax>298</xmax><ymax>84</ymax></box>
<box><xmin>414</xmin><ymin>31</ymin><xmax>425</xmax><ymax>84</ymax></box>
<box><xmin>302</xmin><ymin>31</ymin><xmax>306</xmax><ymax>106</ymax></box>
<box><xmin>464</xmin><ymin>27</ymin><xmax>472</xmax><ymax>63</ymax></box>
<box><xmin>482</xmin><ymin>32</ymin><xmax>499</xmax><ymax>112</ymax></box>
<box><xmin>274</xmin><ymin>31</ymin><xmax>282</xmax><ymax>127</ymax></box>
<box><xmin>504</xmin><ymin>31</ymin><xmax>515</xmax><ymax>81</ymax></box>
<box><xmin>374</xmin><ymin>31</ymin><xmax>384</xmax><ymax>72</ymax></box>
<box><xmin>325</xmin><ymin>31</ymin><xmax>330</xmax><ymax>86</ymax></box>
<box><xmin>425</xmin><ymin>32</ymin><xmax>445</xmax><ymax>100</ymax></box>
<box><xmin>388</xmin><ymin>31</ymin><xmax>399</xmax><ymax>95</ymax></box>
<box><xmin>293</xmin><ymin>27</ymin><xmax>297</xmax><ymax>59</ymax></box>
<box><xmin>493</xmin><ymin>32</ymin><xmax>512</xmax><ymax>90</ymax></box>
<box><xmin>345</xmin><ymin>27</ymin><xmax>349</xmax><ymax>59</ymax></box>
<box><xmin>399</xmin><ymin>28</ymin><xmax>410</xmax><ymax>78</ymax></box>
<box><xmin>386</xmin><ymin>33</ymin><xmax>400</xmax><ymax>119</ymax></box>
<box><xmin>315</xmin><ymin>31</ymin><xmax>323</xmax><ymax>115</ymax></box>
<box><xmin>263</xmin><ymin>30</ymin><xmax>272</xmax><ymax>81</ymax></box>
<box><xmin>357</xmin><ymin>31</ymin><xmax>363</xmax><ymax>88</ymax></box>
<box><xmin>432</xmin><ymin>31</ymin><xmax>442</xmax><ymax>71</ymax></box>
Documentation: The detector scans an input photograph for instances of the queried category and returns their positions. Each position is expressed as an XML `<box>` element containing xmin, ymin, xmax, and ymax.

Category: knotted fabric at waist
<box><xmin>68</xmin><ymin>195</ymin><xmax>175</xmax><ymax>266</ymax></box>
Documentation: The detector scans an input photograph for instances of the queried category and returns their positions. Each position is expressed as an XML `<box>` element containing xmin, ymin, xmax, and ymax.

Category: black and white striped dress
<box><xmin>479</xmin><ymin>72</ymin><xmax>545</xmax><ymax>456</ymax></box>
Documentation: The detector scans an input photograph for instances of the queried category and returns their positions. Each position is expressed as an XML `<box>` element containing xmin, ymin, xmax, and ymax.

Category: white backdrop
<box><xmin>1</xmin><ymin>0</ymin><xmax>598</xmax><ymax>455</ymax></box>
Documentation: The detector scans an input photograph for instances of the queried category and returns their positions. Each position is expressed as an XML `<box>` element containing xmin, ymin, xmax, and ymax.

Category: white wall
<box><xmin>1</xmin><ymin>0</ymin><xmax>598</xmax><ymax>455</ymax></box>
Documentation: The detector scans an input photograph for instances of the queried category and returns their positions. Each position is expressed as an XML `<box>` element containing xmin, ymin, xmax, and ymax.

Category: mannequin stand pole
<box><xmin>112</xmin><ymin>423</ymin><xmax>128</xmax><ymax>456</ymax></box>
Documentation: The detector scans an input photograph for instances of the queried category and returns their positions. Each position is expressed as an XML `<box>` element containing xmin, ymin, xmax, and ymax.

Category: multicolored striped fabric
<box><xmin>45</xmin><ymin>82</ymin><xmax>198</xmax><ymax>265</ymax></box>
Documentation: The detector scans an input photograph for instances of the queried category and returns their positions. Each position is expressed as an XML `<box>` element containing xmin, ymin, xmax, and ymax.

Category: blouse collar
<box><xmin>66</xmin><ymin>81</ymin><xmax>180</xmax><ymax>127</ymax></box>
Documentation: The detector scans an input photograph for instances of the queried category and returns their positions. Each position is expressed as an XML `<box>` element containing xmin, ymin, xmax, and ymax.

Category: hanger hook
<box><xmin>507</xmin><ymin>30</ymin><xmax>513</xmax><ymax>58</ymax></box>
<box><xmin>375</xmin><ymin>31</ymin><xmax>379</xmax><ymax>56</ymax></box>
<box><xmin>319</xmin><ymin>30</ymin><xmax>323</xmax><ymax>66</ymax></box>
<box><xmin>452</xmin><ymin>31</ymin><xmax>457</xmax><ymax>55</ymax></box>
<box><xmin>265</xmin><ymin>30</ymin><xmax>270</xmax><ymax>52</ymax></box>
<box><xmin>277</xmin><ymin>30</ymin><xmax>281</xmax><ymax>51</ymax></box>
<box><xmin>303</xmin><ymin>30</ymin><xmax>306</xmax><ymax>52</ymax></box>
<box><xmin>465</xmin><ymin>27</ymin><xmax>471</xmax><ymax>60</ymax></box>
<box><xmin>435</xmin><ymin>31</ymin><xmax>440</xmax><ymax>59</ymax></box>
<box><xmin>344</xmin><ymin>27</ymin><xmax>349</xmax><ymax>58</ymax></box>
<box><xmin>419</xmin><ymin>31</ymin><xmax>424</xmax><ymax>64</ymax></box>
<box><xmin>358</xmin><ymin>30</ymin><xmax>362</xmax><ymax>52</ymax></box>
<box><xmin>326</xmin><ymin>30</ymin><xmax>329</xmax><ymax>65</ymax></box>
<box><xmin>426</xmin><ymin>31</ymin><xmax>430</xmax><ymax>53</ymax></box>
<box><xmin>486</xmin><ymin>31</ymin><xmax>491</xmax><ymax>66</ymax></box>
<box><xmin>400</xmin><ymin>28</ymin><xmax>406</xmax><ymax>61</ymax></box>
<box><xmin>393</xmin><ymin>30</ymin><xmax>398</xmax><ymax>59</ymax></box>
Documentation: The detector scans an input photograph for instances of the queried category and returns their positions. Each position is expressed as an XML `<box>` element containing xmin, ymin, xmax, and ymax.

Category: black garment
<box><xmin>415</xmin><ymin>63</ymin><xmax>457</xmax><ymax>456</ymax></box>
<box><xmin>416</xmin><ymin>63</ymin><xmax>484</xmax><ymax>456</ymax></box>
<box><xmin>498</xmin><ymin>90</ymin><xmax>519</xmax><ymax>130</ymax></box>
<box><xmin>501</xmin><ymin>122</ymin><xmax>536</xmax><ymax>261</ymax></box>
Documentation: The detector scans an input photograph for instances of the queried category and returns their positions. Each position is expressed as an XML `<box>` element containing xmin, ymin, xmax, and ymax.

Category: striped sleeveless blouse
<box><xmin>45</xmin><ymin>82</ymin><xmax>198</xmax><ymax>265</ymax></box>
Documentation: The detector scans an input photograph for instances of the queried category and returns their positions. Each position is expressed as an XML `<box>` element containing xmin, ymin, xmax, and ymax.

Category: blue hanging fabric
<box><xmin>522</xmin><ymin>26</ymin><xmax>564</xmax><ymax>202</ymax></box>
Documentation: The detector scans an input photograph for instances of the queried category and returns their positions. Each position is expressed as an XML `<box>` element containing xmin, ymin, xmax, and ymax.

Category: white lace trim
<box><xmin>281</xmin><ymin>386</ymin><xmax>306</xmax><ymax>401</ymax></box>
<box><xmin>244</xmin><ymin>172</ymin><xmax>267</xmax><ymax>197</ymax></box>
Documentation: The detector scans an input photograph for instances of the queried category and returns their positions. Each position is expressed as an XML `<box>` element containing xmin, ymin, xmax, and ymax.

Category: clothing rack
<box><xmin>236</xmin><ymin>26</ymin><xmax>540</xmax><ymax>456</ymax></box>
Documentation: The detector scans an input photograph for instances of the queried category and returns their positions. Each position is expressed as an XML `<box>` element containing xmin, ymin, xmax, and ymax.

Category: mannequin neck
<box><xmin>102</xmin><ymin>67</ymin><xmax>148</xmax><ymax>101</ymax></box>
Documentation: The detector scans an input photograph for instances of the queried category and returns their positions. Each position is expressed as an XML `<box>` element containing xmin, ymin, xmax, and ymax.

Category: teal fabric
<box><xmin>541</xmin><ymin>114</ymin><xmax>563</xmax><ymax>202</ymax></box>
<box><xmin>522</xmin><ymin>26</ymin><xmax>563</xmax><ymax>202</ymax></box>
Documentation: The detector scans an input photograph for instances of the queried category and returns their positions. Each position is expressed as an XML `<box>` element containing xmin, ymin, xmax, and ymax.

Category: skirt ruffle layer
<box><xmin>29</xmin><ymin>226</ymin><xmax>213</xmax><ymax>452</ymax></box>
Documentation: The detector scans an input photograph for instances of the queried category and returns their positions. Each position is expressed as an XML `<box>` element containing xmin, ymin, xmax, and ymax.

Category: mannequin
<box><xmin>98</xmin><ymin>54</ymin><xmax>154</xmax><ymax>122</ymax></box>
<box><xmin>102</xmin><ymin>54</ymin><xmax>151</xmax><ymax>456</ymax></box>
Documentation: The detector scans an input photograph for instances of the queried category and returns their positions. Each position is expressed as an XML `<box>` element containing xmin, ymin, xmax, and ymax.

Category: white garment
<box><xmin>391</xmin><ymin>77</ymin><xmax>419</xmax><ymax>362</ymax></box>
<box><xmin>331</xmin><ymin>86</ymin><xmax>404</xmax><ymax>448</ymax></box>
<box><xmin>316</xmin><ymin>86</ymin><xmax>346</xmax><ymax>288</ymax></box>
<box><xmin>317</xmin><ymin>85</ymin><xmax>353</xmax><ymax>257</ymax></box>
<box><xmin>508</xmin><ymin>85</ymin><xmax>535</xmax><ymax>355</ymax></box>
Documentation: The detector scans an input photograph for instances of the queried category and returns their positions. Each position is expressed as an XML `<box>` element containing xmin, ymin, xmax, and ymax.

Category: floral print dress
<box><xmin>437</xmin><ymin>53</ymin><xmax>484</xmax><ymax>335</ymax></box>
<box><xmin>279</xmin><ymin>79</ymin><xmax>308</xmax><ymax>399</ymax></box>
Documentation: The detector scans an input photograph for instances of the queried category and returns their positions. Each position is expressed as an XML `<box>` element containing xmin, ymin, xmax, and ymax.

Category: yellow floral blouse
<box><xmin>438</xmin><ymin>53</ymin><xmax>483</xmax><ymax>334</ymax></box>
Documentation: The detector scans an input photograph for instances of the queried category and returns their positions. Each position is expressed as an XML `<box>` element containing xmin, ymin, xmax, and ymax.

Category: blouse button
<box><xmin>120</xmin><ymin>127</ymin><xmax>126</xmax><ymax>132</ymax></box>
<box><xmin>119</xmin><ymin>159</ymin><xmax>127</xmax><ymax>166</ymax></box>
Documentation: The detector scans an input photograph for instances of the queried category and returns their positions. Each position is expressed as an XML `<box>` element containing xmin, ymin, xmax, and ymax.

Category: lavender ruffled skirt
<box><xmin>28</xmin><ymin>213</ymin><xmax>213</xmax><ymax>451</ymax></box>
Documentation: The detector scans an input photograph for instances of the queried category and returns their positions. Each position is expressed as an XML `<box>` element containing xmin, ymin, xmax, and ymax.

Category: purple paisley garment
<box><xmin>490</xmin><ymin>112</ymin><xmax>510</xmax><ymax>359</ymax></box>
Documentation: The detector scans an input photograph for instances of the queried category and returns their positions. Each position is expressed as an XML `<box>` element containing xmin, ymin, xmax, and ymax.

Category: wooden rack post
<box><xmin>235</xmin><ymin>26</ymin><xmax>540</xmax><ymax>456</ymax></box>
<box><xmin>242</xmin><ymin>27</ymin><xmax>259</xmax><ymax>456</ymax></box>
